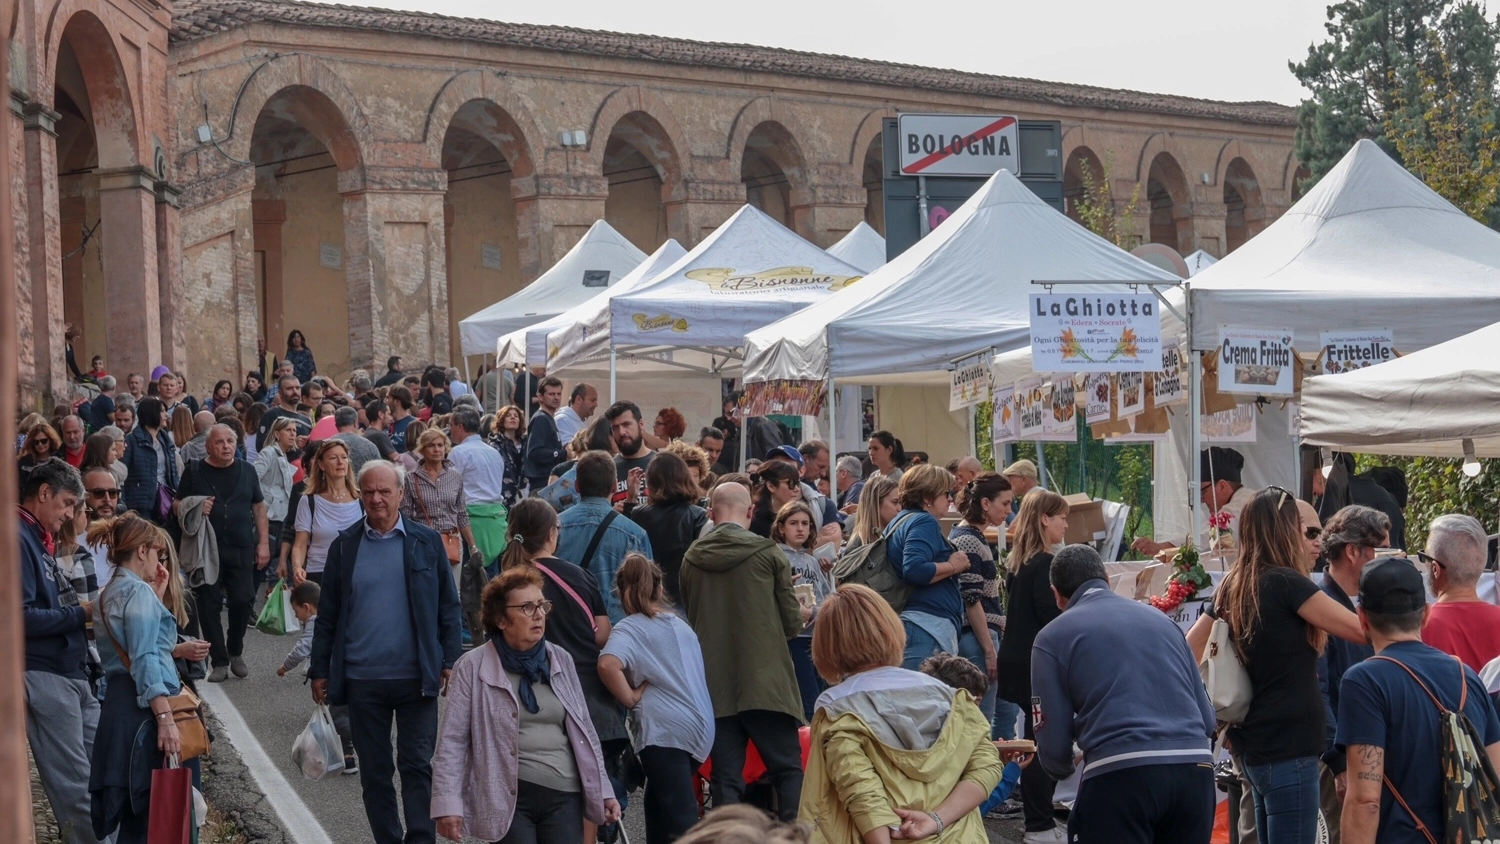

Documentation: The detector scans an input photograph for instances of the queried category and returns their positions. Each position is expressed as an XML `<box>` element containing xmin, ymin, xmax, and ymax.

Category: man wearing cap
<box><xmin>1132</xmin><ymin>446</ymin><xmax>1256</xmax><ymax>557</ymax></box>
<box><xmin>1337</xmin><ymin>556</ymin><xmax>1500</xmax><ymax>843</ymax></box>
<box><xmin>1001</xmin><ymin>459</ymin><xmax>1042</xmax><ymax>521</ymax></box>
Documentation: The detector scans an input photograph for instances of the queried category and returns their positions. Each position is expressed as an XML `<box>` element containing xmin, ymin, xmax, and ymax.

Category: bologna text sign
<box><xmin>898</xmin><ymin>113</ymin><xmax>1019</xmax><ymax>177</ymax></box>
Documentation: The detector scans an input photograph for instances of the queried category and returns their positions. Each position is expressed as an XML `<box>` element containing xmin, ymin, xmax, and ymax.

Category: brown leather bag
<box><xmin>99</xmin><ymin>588</ymin><xmax>212</xmax><ymax>761</ymax></box>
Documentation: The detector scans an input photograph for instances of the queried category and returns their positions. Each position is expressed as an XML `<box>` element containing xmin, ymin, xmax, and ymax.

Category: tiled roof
<box><xmin>172</xmin><ymin>0</ymin><xmax>1297</xmax><ymax>127</ymax></box>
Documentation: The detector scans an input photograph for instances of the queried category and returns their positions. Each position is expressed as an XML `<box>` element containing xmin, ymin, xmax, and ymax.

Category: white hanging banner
<box><xmin>1043</xmin><ymin>377</ymin><xmax>1079</xmax><ymax>440</ymax></box>
<box><xmin>991</xmin><ymin>385</ymin><xmax>1019</xmax><ymax>447</ymax></box>
<box><xmin>1084</xmin><ymin>373</ymin><xmax>1112</xmax><ymax>422</ymax></box>
<box><xmin>1218</xmin><ymin>326</ymin><xmax>1296</xmax><ymax>395</ymax></box>
<box><xmin>1117</xmin><ymin>371</ymin><xmax>1146</xmax><ymax>418</ymax></box>
<box><xmin>1017</xmin><ymin>376</ymin><xmax>1047</xmax><ymax>440</ymax></box>
<box><xmin>1320</xmin><ymin>329</ymin><xmax>1395</xmax><ymax>375</ymax></box>
<box><xmin>1155</xmin><ymin>338</ymin><xmax>1187</xmax><ymax>407</ymax></box>
<box><xmin>949</xmin><ymin>350</ymin><xmax>994</xmax><ymax>411</ymax></box>
<box><xmin>1202</xmin><ymin>404</ymin><xmax>1258</xmax><ymax>443</ymax></box>
<box><xmin>1029</xmin><ymin>293</ymin><xmax>1162</xmax><ymax>373</ymax></box>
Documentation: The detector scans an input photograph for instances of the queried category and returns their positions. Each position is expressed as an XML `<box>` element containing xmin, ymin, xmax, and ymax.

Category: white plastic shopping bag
<box><xmin>291</xmin><ymin>705</ymin><xmax>345</xmax><ymax>780</ymax></box>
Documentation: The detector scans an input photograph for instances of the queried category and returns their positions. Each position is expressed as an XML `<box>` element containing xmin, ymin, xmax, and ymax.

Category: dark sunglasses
<box><xmin>88</xmin><ymin>487</ymin><xmax>121</xmax><ymax>499</ymax></box>
<box><xmin>1304</xmin><ymin>526</ymin><xmax>1321</xmax><ymax>541</ymax></box>
<box><xmin>1417</xmin><ymin>551</ymin><xmax>1445</xmax><ymax>569</ymax></box>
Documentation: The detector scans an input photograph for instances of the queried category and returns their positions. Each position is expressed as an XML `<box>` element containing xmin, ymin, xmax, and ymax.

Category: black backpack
<box><xmin>1373</xmin><ymin>655</ymin><xmax>1500</xmax><ymax>844</ymax></box>
<box><xmin>831</xmin><ymin>512</ymin><xmax>917</xmax><ymax>612</ymax></box>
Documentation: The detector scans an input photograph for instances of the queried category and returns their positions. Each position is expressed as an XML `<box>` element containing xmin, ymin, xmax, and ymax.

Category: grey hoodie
<box><xmin>176</xmin><ymin>495</ymin><xmax>220</xmax><ymax>588</ymax></box>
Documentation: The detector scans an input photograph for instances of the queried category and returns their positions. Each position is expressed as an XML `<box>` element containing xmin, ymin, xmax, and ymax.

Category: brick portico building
<box><xmin>11</xmin><ymin>0</ymin><xmax>1299</xmax><ymax>401</ymax></box>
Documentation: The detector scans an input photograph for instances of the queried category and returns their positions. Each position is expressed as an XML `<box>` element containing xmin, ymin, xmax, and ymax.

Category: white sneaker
<box><xmin>1022</xmin><ymin>828</ymin><xmax>1065</xmax><ymax>844</ymax></box>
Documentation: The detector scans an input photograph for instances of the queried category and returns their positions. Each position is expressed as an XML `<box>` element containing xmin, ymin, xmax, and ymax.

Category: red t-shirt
<box><xmin>64</xmin><ymin>447</ymin><xmax>85</xmax><ymax>469</ymax></box>
<box><xmin>1423</xmin><ymin>601</ymin><xmax>1500</xmax><ymax>671</ymax></box>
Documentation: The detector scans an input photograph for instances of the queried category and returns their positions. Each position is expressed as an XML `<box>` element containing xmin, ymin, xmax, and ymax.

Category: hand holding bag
<box><xmin>148</xmin><ymin>754</ymin><xmax>195</xmax><ymax>844</ymax></box>
<box><xmin>292</xmin><ymin>705</ymin><xmax>346</xmax><ymax>780</ymax></box>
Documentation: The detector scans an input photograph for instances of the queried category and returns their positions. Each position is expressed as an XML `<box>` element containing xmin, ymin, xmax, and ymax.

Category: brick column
<box><xmin>155</xmin><ymin>183</ymin><xmax>187</xmax><ymax>372</ymax></box>
<box><xmin>793</xmin><ymin>181</ymin><xmax>868</xmax><ymax>248</ymax></box>
<box><xmin>22</xmin><ymin>100</ymin><xmax>66</xmax><ymax>403</ymax></box>
<box><xmin>1189</xmin><ymin>201</ymin><xmax>1227</xmax><ymax>259</ymax></box>
<box><xmin>97</xmin><ymin>166</ymin><xmax>162</xmax><ymax>379</ymax></box>
<box><xmin>510</xmin><ymin>173</ymin><xmax>610</xmax><ymax>283</ymax></box>
<box><xmin>664</xmin><ymin>179</ymin><xmax>744</xmax><ymax>248</ymax></box>
<box><xmin>342</xmin><ymin>167</ymin><xmax>452</xmax><ymax>371</ymax></box>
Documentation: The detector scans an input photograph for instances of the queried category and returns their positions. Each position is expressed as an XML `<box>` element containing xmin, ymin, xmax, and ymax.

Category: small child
<box><xmin>277</xmin><ymin>582</ymin><xmax>359</xmax><ymax>775</ymax></box>
<box><xmin>919</xmin><ymin>653</ymin><xmax>1027</xmax><ymax>817</ymax></box>
<box><xmin>773</xmin><ymin>501</ymin><xmax>834</xmax><ymax>723</ymax></box>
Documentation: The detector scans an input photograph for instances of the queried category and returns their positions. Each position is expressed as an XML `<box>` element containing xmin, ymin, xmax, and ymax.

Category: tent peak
<box><xmin>1290</xmin><ymin>138</ymin><xmax>1472</xmax><ymax>223</ymax></box>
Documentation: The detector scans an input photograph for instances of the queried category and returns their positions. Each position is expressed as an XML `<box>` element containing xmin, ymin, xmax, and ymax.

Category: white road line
<box><xmin>199</xmin><ymin>684</ymin><xmax>334</xmax><ymax>844</ymax></box>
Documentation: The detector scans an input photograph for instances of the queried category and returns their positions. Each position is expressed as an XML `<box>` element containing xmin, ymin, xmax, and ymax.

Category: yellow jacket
<box><xmin>798</xmin><ymin>672</ymin><xmax>1003</xmax><ymax>844</ymax></box>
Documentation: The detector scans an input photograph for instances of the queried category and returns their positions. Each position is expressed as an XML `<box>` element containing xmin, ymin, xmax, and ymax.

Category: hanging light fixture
<box><xmin>1463</xmin><ymin>439</ymin><xmax>1482</xmax><ymax>478</ymax></box>
<box><xmin>1321</xmin><ymin>448</ymin><xmax>1334</xmax><ymax>479</ymax></box>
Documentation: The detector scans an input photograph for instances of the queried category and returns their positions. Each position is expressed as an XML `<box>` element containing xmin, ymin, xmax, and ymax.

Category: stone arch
<box><xmin>1222</xmin><ymin>156</ymin><xmax>1263</xmax><ymax>252</ymax></box>
<box><xmin>423</xmin><ymin>69</ymin><xmax>543</xmax><ymax>179</ymax></box>
<box><xmin>587</xmin><ymin>87</ymin><xmax>690</xmax><ymax>197</ymax></box>
<box><xmin>1284</xmin><ymin>150</ymin><xmax>1310</xmax><ymax>199</ymax></box>
<box><xmin>847</xmin><ymin>107</ymin><xmax>896</xmax><ymax>166</ymax></box>
<box><xmin>1063</xmin><ymin>145</ymin><xmax>1106</xmax><ymax>224</ymax></box>
<box><xmin>728</xmin><ymin>102</ymin><xmax>811</xmax><ymax>226</ymax></box>
<box><xmin>1145</xmin><ymin>150</ymin><xmax>1192</xmax><ymax>253</ymax></box>
<box><xmin>221</xmin><ymin>55</ymin><xmax>371</xmax><ymax>172</ymax></box>
<box><xmin>45</xmin><ymin>7</ymin><xmax>139</xmax><ymax>169</ymax></box>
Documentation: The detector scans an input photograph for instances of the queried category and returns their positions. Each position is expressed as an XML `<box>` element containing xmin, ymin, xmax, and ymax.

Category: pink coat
<box><xmin>430</xmin><ymin>640</ymin><xmax>614</xmax><ymax>841</ymax></box>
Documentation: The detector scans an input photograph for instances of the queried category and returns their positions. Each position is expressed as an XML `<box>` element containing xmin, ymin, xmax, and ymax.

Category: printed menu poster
<box><xmin>1084</xmin><ymin>373</ymin><xmax>1112</xmax><ymax>422</ymax></box>
<box><xmin>1016</xmin><ymin>376</ymin><xmax>1046</xmax><ymax>440</ymax></box>
<box><xmin>1117</xmin><ymin>371</ymin><xmax>1146</xmax><ymax>418</ymax></box>
<box><xmin>1030</xmin><ymin>292</ymin><xmax>1163</xmax><ymax>372</ymax></box>
<box><xmin>1155</xmin><ymin>338</ymin><xmax>1187</xmax><ymax>407</ymax></box>
<box><xmin>1219</xmin><ymin>326</ymin><xmax>1295</xmax><ymax>395</ymax></box>
<box><xmin>1043</xmin><ymin>377</ymin><xmax>1079</xmax><ymax>441</ymax></box>
<box><xmin>1320</xmin><ymin>330</ymin><xmax>1395</xmax><ymax>375</ymax></box>
<box><xmin>991</xmin><ymin>386</ymin><xmax>1018</xmax><ymax>447</ymax></box>
<box><xmin>1202</xmin><ymin>404</ymin><xmax>1258</xmax><ymax>443</ymax></box>
<box><xmin>949</xmin><ymin>350</ymin><xmax>994</xmax><ymax>411</ymax></box>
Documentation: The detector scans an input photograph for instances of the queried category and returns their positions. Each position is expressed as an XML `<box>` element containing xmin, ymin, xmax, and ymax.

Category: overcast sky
<box><xmin>357</xmin><ymin>0</ymin><xmax>1332</xmax><ymax>105</ymax></box>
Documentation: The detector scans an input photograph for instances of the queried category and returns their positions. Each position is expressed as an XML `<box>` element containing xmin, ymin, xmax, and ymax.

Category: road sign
<box><xmin>898</xmin><ymin>113</ymin><xmax>1019</xmax><ymax>177</ymax></box>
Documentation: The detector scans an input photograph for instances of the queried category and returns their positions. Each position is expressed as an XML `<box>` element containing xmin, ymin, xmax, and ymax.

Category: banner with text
<box><xmin>1017</xmin><ymin>377</ymin><xmax>1047</xmax><ymax>440</ymax></box>
<box><xmin>1084</xmin><ymin>373</ymin><xmax>1112</xmax><ymax>422</ymax></box>
<box><xmin>1044</xmin><ymin>377</ymin><xmax>1079</xmax><ymax>441</ymax></box>
<box><xmin>1117</xmin><ymin>371</ymin><xmax>1146</xmax><ymax>418</ymax></box>
<box><xmin>1155</xmin><ymin>338</ymin><xmax>1187</xmax><ymax>407</ymax></box>
<box><xmin>741</xmin><ymin>379</ymin><xmax>826</xmax><ymax>417</ymax></box>
<box><xmin>1320</xmin><ymin>329</ymin><xmax>1395</xmax><ymax>375</ymax></box>
<box><xmin>1218</xmin><ymin>326</ymin><xmax>1295</xmax><ymax>395</ymax></box>
<box><xmin>991</xmin><ymin>386</ymin><xmax>1018</xmax><ymax>447</ymax></box>
<box><xmin>1030</xmin><ymin>293</ymin><xmax>1162</xmax><ymax>373</ymax></box>
<box><xmin>1202</xmin><ymin>404</ymin><xmax>1258</xmax><ymax>442</ymax></box>
<box><xmin>950</xmin><ymin>350</ymin><xmax>994</xmax><ymax>411</ymax></box>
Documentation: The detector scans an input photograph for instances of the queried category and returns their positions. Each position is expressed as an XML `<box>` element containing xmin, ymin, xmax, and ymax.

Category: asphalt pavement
<box><xmin>206</xmin><ymin>622</ymin><xmax>1027</xmax><ymax>843</ymax></box>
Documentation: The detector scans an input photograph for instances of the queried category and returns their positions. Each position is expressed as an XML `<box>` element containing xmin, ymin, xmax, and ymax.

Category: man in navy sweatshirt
<box><xmin>20</xmin><ymin>458</ymin><xmax>103</xmax><ymax>844</ymax></box>
<box><xmin>1031</xmin><ymin>544</ymin><xmax>1217</xmax><ymax>844</ymax></box>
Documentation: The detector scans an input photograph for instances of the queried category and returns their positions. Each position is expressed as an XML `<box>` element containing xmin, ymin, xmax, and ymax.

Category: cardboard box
<box><xmin>1063</xmin><ymin>493</ymin><xmax>1107</xmax><ymax>544</ymax></box>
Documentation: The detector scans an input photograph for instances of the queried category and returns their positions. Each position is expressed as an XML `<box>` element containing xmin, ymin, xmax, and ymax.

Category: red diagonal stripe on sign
<box><xmin>903</xmin><ymin>116</ymin><xmax>1017</xmax><ymax>174</ymax></box>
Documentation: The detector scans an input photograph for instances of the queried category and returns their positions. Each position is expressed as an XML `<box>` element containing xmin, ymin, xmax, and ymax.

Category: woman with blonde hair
<box><xmin>88</xmin><ymin>513</ymin><xmax>210</xmax><ymax>843</ymax></box>
<box><xmin>289</xmin><ymin>438</ymin><xmax>362</xmax><ymax>585</ymax></box>
<box><xmin>168</xmin><ymin>404</ymin><xmax>195</xmax><ymax>450</ymax></box>
<box><xmin>845</xmin><ymin>475</ymin><xmax>899</xmax><ymax>551</ymax></box>
<box><xmin>401</xmin><ymin>427</ymin><xmax>480</xmax><ymax>624</ymax></box>
<box><xmin>884</xmin><ymin>463</ymin><xmax>971</xmax><ymax>670</ymax></box>
<box><xmin>997</xmin><ymin>488</ymin><xmax>1070</xmax><ymax>840</ymax></box>
<box><xmin>1185</xmin><ymin>488</ymin><xmax>1363</xmax><ymax>843</ymax></box>
<box><xmin>598</xmin><ymin>554</ymin><xmax>714</xmax><ymax>844</ymax></box>
<box><xmin>799</xmin><ymin>584</ymin><xmax>1002</xmax><ymax>844</ymax></box>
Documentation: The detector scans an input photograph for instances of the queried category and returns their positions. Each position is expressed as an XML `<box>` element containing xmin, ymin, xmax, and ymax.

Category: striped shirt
<box><xmin>401</xmin><ymin>462</ymin><xmax>471</xmax><ymax>533</ymax></box>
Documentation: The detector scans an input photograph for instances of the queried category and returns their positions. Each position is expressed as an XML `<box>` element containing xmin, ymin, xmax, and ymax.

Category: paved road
<box><xmin>208</xmin><ymin>623</ymin><xmax>1027</xmax><ymax>843</ymax></box>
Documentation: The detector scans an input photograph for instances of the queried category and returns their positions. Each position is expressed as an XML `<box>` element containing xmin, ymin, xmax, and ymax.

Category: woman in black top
<box><xmin>1186</xmin><ymin>488</ymin><xmax>1363</xmax><ymax>844</ymax></box>
<box><xmin>747</xmin><ymin>460</ymin><xmax>802</xmax><ymax>538</ymax></box>
<box><xmin>627</xmin><ymin>453</ymin><xmax>709</xmax><ymax>603</ymax></box>
<box><xmin>996</xmin><ymin>488</ymin><xmax>1070</xmax><ymax>838</ymax></box>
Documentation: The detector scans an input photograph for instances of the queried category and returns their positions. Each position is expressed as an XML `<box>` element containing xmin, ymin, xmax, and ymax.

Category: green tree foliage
<box><xmin>1291</xmin><ymin>0</ymin><xmax>1499</xmax><ymax>187</ymax></box>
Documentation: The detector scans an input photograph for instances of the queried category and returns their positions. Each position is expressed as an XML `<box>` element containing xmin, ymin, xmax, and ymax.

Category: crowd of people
<box><xmin>17</xmin><ymin>343</ymin><xmax>1500</xmax><ymax>844</ymax></box>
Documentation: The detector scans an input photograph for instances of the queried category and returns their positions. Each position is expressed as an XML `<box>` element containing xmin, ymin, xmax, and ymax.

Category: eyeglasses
<box><xmin>1304</xmin><ymin>526</ymin><xmax>1322</xmax><ymax>541</ymax></box>
<box><xmin>88</xmin><ymin>487</ymin><xmax>121</xmax><ymax>499</ymax></box>
<box><xmin>1417</xmin><ymin>551</ymin><xmax>1445</xmax><ymax>569</ymax></box>
<box><xmin>507</xmin><ymin>600</ymin><xmax>553</xmax><ymax>618</ymax></box>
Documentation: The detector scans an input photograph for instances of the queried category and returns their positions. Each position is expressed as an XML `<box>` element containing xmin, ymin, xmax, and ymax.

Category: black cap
<box><xmin>1201</xmin><ymin>446</ymin><xmax>1245</xmax><ymax>484</ymax></box>
<box><xmin>1358</xmin><ymin>557</ymin><xmax>1427</xmax><ymax>615</ymax></box>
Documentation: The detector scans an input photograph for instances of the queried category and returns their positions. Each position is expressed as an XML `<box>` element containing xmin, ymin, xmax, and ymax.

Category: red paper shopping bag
<box><xmin>148</xmin><ymin>760</ymin><xmax>194</xmax><ymax>844</ymax></box>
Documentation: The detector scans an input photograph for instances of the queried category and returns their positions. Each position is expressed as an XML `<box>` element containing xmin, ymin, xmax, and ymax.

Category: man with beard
<box><xmin>606</xmin><ymin>401</ymin><xmax>655</xmax><ymax>509</ymax></box>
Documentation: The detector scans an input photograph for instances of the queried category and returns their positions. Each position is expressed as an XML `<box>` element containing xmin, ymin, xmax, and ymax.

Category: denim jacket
<box><xmin>556</xmin><ymin>497</ymin><xmax>654</xmax><ymax>622</ymax></box>
<box><xmin>98</xmin><ymin>569</ymin><xmax>182</xmax><ymax>709</ymax></box>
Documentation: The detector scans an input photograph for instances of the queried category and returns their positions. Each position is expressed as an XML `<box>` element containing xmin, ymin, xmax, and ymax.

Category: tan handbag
<box><xmin>413</xmin><ymin>482</ymin><xmax>464</xmax><ymax>563</ymax></box>
<box><xmin>99</xmin><ymin>591</ymin><xmax>212</xmax><ymax>760</ymax></box>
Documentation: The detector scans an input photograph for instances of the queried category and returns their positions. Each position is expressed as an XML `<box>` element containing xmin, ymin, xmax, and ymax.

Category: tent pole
<box><xmin>610</xmin><ymin>347</ymin><xmax>618</xmax><ymax>404</ymax></box>
<box><xmin>739</xmin><ymin>403</ymin><xmax>749</xmax><ymax>471</ymax></box>
<box><xmin>1187</xmin><ymin>287</ymin><xmax>1203</xmax><ymax>548</ymax></box>
<box><xmin>967</xmin><ymin>406</ymin><xmax>977</xmax><ymax>459</ymax></box>
<box><xmin>1034</xmin><ymin>443</ymin><xmax>1048</xmax><ymax>490</ymax></box>
<box><xmin>827</xmin><ymin>373</ymin><xmax>837</xmax><ymax>467</ymax></box>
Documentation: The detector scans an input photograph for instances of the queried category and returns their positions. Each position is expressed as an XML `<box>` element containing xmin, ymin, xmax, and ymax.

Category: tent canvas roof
<box><xmin>1301</xmin><ymin>320</ymin><xmax>1500</xmax><ymax>458</ymax></box>
<box><xmin>1184</xmin><ymin>249</ymin><xmax>1218</xmax><ymax>276</ymax></box>
<box><xmin>826</xmin><ymin>221</ymin><xmax>888</xmax><ymax>273</ymax></box>
<box><xmin>458</xmin><ymin>220</ymin><xmax>646</xmax><ymax>357</ymax></box>
<box><xmin>495</xmin><ymin>239</ymin><xmax>687</xmax><ymax>368</ymax></box>
<box><xmin>595</xmin><ymin>205</ymin><xmax>863</xmax><ymax>356</ymax></box>
<box><xmin>1188</xmin><ymin>139</ymin><xmax>1500</xmax><ymax>352</ymax></box>
<box><xmin>744</xmin><ymin>169</ymin><xmax>1177</xmax><ymax>384</ymax></box>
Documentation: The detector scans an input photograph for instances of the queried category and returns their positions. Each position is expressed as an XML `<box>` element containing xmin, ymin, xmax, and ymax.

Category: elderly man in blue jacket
<box><xmin>309</xmin><ymin>460</ymin><xmax>462</xmax><ymax>844</ymax></box>
<box><xmin>1031</xmin><ymin>544</ymin><xmax>1217</xmax><ymax>844</ymax></box>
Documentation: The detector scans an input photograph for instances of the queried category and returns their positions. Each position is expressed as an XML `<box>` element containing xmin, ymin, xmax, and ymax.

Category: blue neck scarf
<box><xmin>494</xmin><ymin>636</ymin><xmax>550</xmax><ymax>714</ymax></box>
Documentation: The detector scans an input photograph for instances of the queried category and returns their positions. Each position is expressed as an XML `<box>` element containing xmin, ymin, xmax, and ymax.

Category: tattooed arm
<box><xmin>1341</xmin><ymin>744</ymin><xmax>1384</xmax><ymax>844</ymax></box>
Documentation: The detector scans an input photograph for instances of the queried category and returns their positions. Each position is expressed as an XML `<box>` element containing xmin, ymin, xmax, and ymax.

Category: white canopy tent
<box><xmin>494</xmin><ymin>239</ymin><xmax>687</xmax><ymax>369</ymax></box>
<box><xmin>744</xmin><ymin>168</ymin><xmax>1178</xmax><ymax>386</ymax></box>
<box><xmin>1189</xmin><ymin>138</ymin><xmax>1500</xmax><ymax>353</ymax></box>
<box><xmin>825</xmin><ymin>221</ymin><xmax>887</xmax><ymax>273</ymax></box>
<box><xmin>1183</xmin><ymin>250</ymin><xmax>1218</xmax><ymax>276</ymax></box>
<box><xmin>1301</xmin><ymin>321</ymin><xmax>1500</xmax><ymax>458</ymax></box>
<box><xmin>547</xmin><ymin>204</ymin><xmax>863</xmax><ymax>382</ymax></box>
<box><xmin>458</xmin><ymin>220</ymin><xmax>646</xmax><ymax>358</ymax></box>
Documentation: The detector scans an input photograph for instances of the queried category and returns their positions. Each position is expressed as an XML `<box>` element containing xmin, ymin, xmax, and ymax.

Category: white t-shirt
<box><xmin>600</xmin><ymin>613</ymin><xmax>716</xmax><ymax>762</ymax></box>
<box><xmin>293</xmin><ymin>495</ymin><xmax>365</xmax><ymax>573</ymax></box>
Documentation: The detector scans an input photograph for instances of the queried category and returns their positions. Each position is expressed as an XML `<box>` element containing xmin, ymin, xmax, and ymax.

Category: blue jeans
<box><xmin>1243</xmin><ymin>755</ymin><xmax>1321</xmax><ymax>844</ymax></box>
<box><xmin>902</xmin><ymin>620</ymin><xmax>945</xmax><ymax>670</ymax></box>
<box><xmin>958</xmin><ymin>628</ymin><xmax>999</xmax><ymax>722</ymax></box>
<box><xmin>788</xmin><ymin>637</ymin><xmax>822</xmax><ymax>723</ymax></box>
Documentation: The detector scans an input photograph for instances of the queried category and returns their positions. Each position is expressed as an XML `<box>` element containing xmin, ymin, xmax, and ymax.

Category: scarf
<box><xmin>494</xmin><ymin>636</ymin><xmax>550</xmax><ymax>714</ymax></box>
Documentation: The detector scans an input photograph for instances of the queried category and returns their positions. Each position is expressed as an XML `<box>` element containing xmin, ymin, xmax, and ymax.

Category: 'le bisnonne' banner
<box><xmin>1030</xmin><ymin>293</ymin><xmax>1162</xmax><ymax>373</ymax></box>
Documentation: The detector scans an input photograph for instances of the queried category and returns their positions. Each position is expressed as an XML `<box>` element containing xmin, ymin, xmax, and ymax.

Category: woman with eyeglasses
<box><xmin>432</xmin><ymin>566</ymin><xmax>620</xmax><ymax>843</ymax></box>
<box><xmin>748</xmin><ymin>460</ymin><xmax>803</xmax><ymax>538</ymax></box>
<box><xmin>885</xmin><ymin>464</ymin><xmax>972</xmax><ymax>671</ymax></box>
<box><xmin>1185</xmin><ymin>489</ymin><xmax>1365</xmax><ymax>844</ymax></box>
